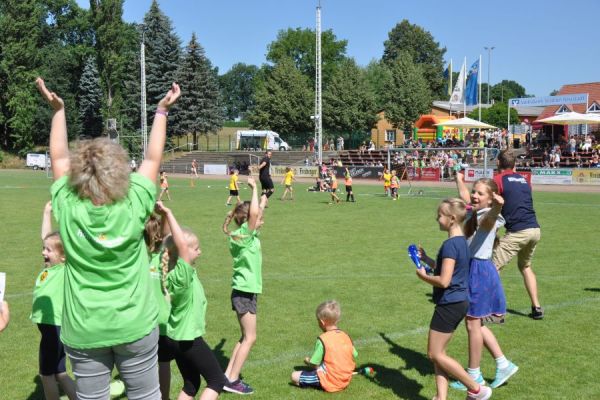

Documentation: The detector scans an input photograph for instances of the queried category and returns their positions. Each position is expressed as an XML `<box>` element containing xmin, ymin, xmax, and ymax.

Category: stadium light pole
<box><xmin>484</xmin><ymin>46</ymin><xmax>495</xmax><ymax>104</ymax></box>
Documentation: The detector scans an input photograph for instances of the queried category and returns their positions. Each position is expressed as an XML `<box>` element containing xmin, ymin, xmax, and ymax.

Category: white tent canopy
<box><xmin>434</xmin><ymin>117</ymin><xmax>497</xmax><ymax>129</ymax></box>
<box><xmin>535</xmin><ymin>111</ymin><xmax>600</xmax><ymax>125</ymax></box>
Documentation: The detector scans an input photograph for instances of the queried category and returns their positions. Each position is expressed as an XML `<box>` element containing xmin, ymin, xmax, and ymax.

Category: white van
<box><xmin>236</xmin><ymin>130</ymin><xmax>291</xmax><ymax>151</ymax></box>
<box><xmin>26</xmin><ymin>153</ymin><xmax>50</xmax><ymax>170</ymax></box>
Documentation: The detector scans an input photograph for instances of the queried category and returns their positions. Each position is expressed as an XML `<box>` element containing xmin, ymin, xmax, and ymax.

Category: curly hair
<box><xmin>69</xmin><ymin>138</ymin><xmax>130</xmax><ymax>204</ymax></box>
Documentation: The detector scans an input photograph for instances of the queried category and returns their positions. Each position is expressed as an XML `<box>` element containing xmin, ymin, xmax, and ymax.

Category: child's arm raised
<box><xmin>246</xmin><ymin>177</ymin><xmax>261</xmax><ymax>231</ymax></box>
<box><xmin>41</xmin><ymin>201</ymin><xmax>53</xmax><ymax>240</ymax></box>
<box><xmin>455</xmin><ymin>171</ymin><xmax>471</xmax><ymax>203</ymax></box>
<box><xmin>138</xmin><ymin>83</ymin><xmax>181</xmax><ymax>181</ymax></box>
<box><xmin>478</xmin><ymin>192</ymin><xmax>504</xmax><ymax>232</ymax></box>
<box><xmin>156</xmin><ymin>201</ymin><xmax>192</xmax><ymax>264</ymax></box>
<box><xmin>36</xmin><ymin>78</ymin><xmax>69</xmax><ymax>180</ymax></box>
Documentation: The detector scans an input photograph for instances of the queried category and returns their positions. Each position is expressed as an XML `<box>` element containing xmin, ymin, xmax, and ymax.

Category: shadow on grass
<box><xmin>211</xmin><ymin>338</ymin><xmax>229</xmax><ymax>371</ymax></box>
<box><xmin>359</xmin><ymin>363</ymin><xmax>428</xmax><ymax>400</ymax></box>
<box><xmin>506</xmin><ymin>308</ymin><xmax>530</xmax><ymax>318</ymax></box>
<box><xmin>584</xmin><ymin>288</ymin><xmax>600</xmax><ymax>292</ymax></box>
<box><xmin>379</xmin><ymin>333</ymin><xmax>433</xmax><ymax>377</ymax></box>
<box><xmin>26</xmin><ymin>375</ymin><xmax>44</xmax><ymax>400</ymax></box>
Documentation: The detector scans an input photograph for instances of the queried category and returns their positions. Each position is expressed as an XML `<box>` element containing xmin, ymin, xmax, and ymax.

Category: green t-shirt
<box><xmin>51</xmin><ymin>172</ymin><xmax>158</xmax><ymax>349</ymax></box>
<box><xmin>166</xmin><ymin>258</ymin><xmax>207</xmax><ymax>341</ymax></box>
<box><xmin>228</xmin><ymin>222</ymin><xmax>262</xmax><ymax>294</ymax></box>
<box><xmin>149</xmin><ymin>252</ymin><xmax>171</xmax><ymax>336</ymax></box>
<box><xmin>30</xmin><ymin>263</ymin><xmax>66</xmax><ymax>325</ymax></box>
<box><xmin>309</xmin><ymin>335</ymin><xmax>358</xmax><ymax>365</ymax></box>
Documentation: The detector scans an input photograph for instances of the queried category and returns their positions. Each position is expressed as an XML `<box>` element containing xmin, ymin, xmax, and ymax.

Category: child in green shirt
<box><xmin>156</xmin><ymin>202</ymin><xmax>225</xmax><ymax>400</ymax></box>
<box><xmin>222</xmin><ymin>177</ymin><xmax>267</xmax><ymax>395</ymax></box>
<box><xmin>37</xmin><ymin>77</ymin><xmax>180</xmax><ymax>400</ymax></box>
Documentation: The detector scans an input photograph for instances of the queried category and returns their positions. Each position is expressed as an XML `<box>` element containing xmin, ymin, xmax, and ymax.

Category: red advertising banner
<box><xmin>407</xmin><ymin>167</ymin><xmax>441</xmax><ymax>181</ymax></box>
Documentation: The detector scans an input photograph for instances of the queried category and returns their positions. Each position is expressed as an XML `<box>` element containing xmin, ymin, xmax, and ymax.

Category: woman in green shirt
<box><xmin>37</xmin><ymin>78</ymin><xmax>180</xmax><ymax>400</ymax></box>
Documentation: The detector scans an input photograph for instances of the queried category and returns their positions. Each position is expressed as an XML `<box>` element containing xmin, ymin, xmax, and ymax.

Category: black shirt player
<box><xmin>258</xmin><ymin>150</ymin><xmax>275</xmax><ymax>198</ymax></box>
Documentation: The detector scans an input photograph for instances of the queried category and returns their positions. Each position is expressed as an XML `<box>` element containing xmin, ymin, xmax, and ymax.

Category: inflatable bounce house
<box><xmin>413</xmin><ymin>115</ymin><xmax>462</xmax><ymax>143</ymax></box>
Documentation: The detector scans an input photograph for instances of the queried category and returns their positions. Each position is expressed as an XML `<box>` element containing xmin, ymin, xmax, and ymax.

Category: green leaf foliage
<box><xmin>219</xmin><ymin>63</ymin><xmax>259</xmax><ymax>120</ymax></box>
<box><xmin>468</xmin><ymin>102</ymin><xmax>519</xmax><ymax>129</ymax></box>
<box><xmin>78</xmin><ymin>56</ymin><xmax>103</xmax><ymax>137</ymax></box>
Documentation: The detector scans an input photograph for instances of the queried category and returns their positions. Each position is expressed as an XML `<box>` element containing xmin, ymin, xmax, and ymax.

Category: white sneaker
<box><xmin>466</xmin><ymin>385</ymin><xmax>492</xmax><ymax>400</ymax></box>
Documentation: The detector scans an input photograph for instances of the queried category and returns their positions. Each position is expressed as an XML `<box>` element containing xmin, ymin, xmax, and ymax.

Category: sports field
<box><xmin>1</xmin><ymin>170</ymin><xmax>599</xmax><ymax>399</ymax></box>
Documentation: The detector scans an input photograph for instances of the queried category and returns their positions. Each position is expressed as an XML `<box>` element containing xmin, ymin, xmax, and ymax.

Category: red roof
<box><xmin>538</xmin><ymin>82</ymin><xmax>600</xmax><ymax>120</ymax></box>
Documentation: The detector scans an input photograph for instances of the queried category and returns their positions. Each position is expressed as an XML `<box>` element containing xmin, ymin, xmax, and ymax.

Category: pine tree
<box><xmin>78</xmin><ymin>56</ymin><xmax>103</xmax><ymax>137</ymax></box>
<box><xmin>176</xmin><ymin>33</ymin><xmax>223</xmax><ymax>150</ymax></box>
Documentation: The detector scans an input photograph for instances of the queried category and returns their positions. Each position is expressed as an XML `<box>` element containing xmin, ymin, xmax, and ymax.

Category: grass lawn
<box><xmin>0</xmin><ymin>169</ymin><xmax>599</xmax><ymax>399</ymax></box>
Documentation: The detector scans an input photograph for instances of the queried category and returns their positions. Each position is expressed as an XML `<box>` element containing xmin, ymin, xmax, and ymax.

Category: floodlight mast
<box><xmin>140</xmin><ymin>32</ymin><xmax>148</xmax><ymax>159</ymax></box>
<box><xmin>315</xmin><ymin>2</ymin><xmax>323</xmax><ymax>165</ymax></box>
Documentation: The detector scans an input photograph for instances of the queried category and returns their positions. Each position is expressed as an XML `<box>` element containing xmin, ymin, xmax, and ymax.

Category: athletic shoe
<box><xmin>490</xmin><ymin>362</ymin><xmax>519</xmax><ymax>388</ymax></box>
<box><xmin>450</xmin><ymin>374</ymin><xmax>486</xmax><ymax>391</ymax></box>
<box><xmin>466</xmin><ymin>385</ymin><xmax>492</xmax><ymax>400</ymax></box>
<box><xmin>530</xmin><ymin>306</ymin><xmax>544</xmax><ymax>320</ymax></box>
<box><xmin>483</xmin><ymin>314</ymin><xmax>505</xmax><ymax>324</ymax></box>
<box><xmin>223</xmin><ymin>379</ymin><xmax>254</xmax><ymax>395</ymax></box>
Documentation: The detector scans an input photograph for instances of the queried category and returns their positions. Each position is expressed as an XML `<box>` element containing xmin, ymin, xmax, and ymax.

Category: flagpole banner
<box><xmin>509</xmin><ymin>94</ymin><xmax>588</xmax><ymax>107</ymax></box>
<box><xmin>449</xmin><ymin>60</ymin><xmax>465</xmax><ymax>105</ymax></box>
<box><xmin>465</xmin><ymin>59</ymin><xmax>479</xmax><ymax>106</ymax></box>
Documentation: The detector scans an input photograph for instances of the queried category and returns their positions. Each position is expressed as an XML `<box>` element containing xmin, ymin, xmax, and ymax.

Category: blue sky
<box><xmin>76</xmin><ymin>0</ymin><xmax>599</xmax><ymax>98</ymax></box>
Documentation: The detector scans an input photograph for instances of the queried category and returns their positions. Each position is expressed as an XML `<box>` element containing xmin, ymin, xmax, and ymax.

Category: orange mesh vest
<box><xmin>316</xmin><ymin>330</ymin><xmax>355</xmax><ymax>392</ymax></box>
<box><xmin>345</xmin><ymin>175</ymin><xmax>352</xmax><ymax>186</ymax></box>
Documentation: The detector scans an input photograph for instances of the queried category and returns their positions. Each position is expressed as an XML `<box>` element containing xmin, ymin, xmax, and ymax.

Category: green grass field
<box><xmin>1</xmin><ymin>170</ymin><xmax>599</xmax><ymax>399</ymax></box>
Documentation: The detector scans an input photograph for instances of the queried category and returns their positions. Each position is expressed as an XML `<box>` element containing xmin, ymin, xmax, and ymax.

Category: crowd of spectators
<box><xmin>520</xmin><ymin>133</ymin><xmax>600</xmax><ymax>169</ymax></box>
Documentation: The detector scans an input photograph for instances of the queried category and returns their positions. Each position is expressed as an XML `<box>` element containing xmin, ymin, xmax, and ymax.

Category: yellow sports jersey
<box><xmin>284</xmin><ymin>171</ymin><xmax>294</xmax><ymax>185</ymax></box>
<box><xmin>229</xmin><ymin>174</ymin><xmax>238</xmax><ymax>190</ymax></box>
<box><xmin>383</xmin><ymin>172</ymin><xmax>392</xmax><ymax>185</ymax></box>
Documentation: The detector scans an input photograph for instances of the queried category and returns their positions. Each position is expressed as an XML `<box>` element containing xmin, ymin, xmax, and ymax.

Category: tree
<box><xmin>490</xmin><ymin>80</ymin><xmax>528</xmax><ymax>103</ymax></box>
<box><xmin>364</xmin><ymin>60</ymin><xmax>394</xmax><ymax>111</ymax></box>
<box><xmin>176</xmin><ymin>33</ymin><xmax>223</xmax><ymax>149</ymax></box>
<box><xmin>78</xmin><ymin>56</ymin><xmax>103</xmax><ymax>137</ymax></box>
<box><xmin>248</xmin><ymin>59</ymin><xmax>313</xmax><ymax>136</ymax></box>
<box><xmin>323</xmin><ymin>59</ymin><xmax>377</xmax><ymax>136</ymax></box>
<box><xmin>382</xmin><ymin>20</ymin><xmax>446</xmax><ymax>98</ymax></box>
<box><xmin>219</xmin><ymin>63</ymin><xmax>259</xmax><ymax>120</ymax></box>
<box><xmin>383</xmin><ymin>53</ymin><xmax>432</xmax><ymax>131</ymax></box>
<box><xmin>266</xmin><ymin>27</ymin><xmax>347</xmax><ymax>84</ymax></box>
<box><xmin>468</xmin><ymin>102</ymin><xmax>518</xmax><ymax>129</ymax></box>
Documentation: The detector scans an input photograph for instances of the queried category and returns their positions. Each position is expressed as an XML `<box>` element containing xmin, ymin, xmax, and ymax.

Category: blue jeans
<box><xmin>65</xmin><ymin>327</ymin><xmax>160</xmax><ymax>400</ymax></box>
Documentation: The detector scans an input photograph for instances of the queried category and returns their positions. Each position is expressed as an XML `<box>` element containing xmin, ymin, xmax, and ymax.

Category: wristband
<box><xmin>156</xmin><ymin>108</ymin><xmax>169</xmax><ymax>116</ymax></box>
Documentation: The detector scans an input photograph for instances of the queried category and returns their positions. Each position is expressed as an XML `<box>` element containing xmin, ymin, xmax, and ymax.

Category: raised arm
<box><xmin>478</xmin><ymin>192</ymin><xmax>504</xmax><ymax>232</ymax></box>
<box><xmin>246</xmin><ymin>177</ymin><xmax>261</xmax><ymax>231</ymax></box>
<box><xmin>41</xmin><ymin>201</ymin><xmax>53</xmax><ymax>240</ymax></box>
<box><xmin>36</xmin><ymin>78</ymin><xmax>69</xmax><ymax>180</ymax></box>
<box><xmin>455</xmin><ymin>171</ymin><xmax>471</xmax><ymax>203</ymax></box>
<box><xmin>138</xmin><ymin>83</ymin><xmax>181</xmax><ymax>180</ymax></box>
<box><xmin>155</xmin><ymin>201</ymin><xmax>193</xmax><ymax>264</ymax></box>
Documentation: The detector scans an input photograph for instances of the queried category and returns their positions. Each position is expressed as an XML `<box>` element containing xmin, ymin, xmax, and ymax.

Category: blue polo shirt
<box><xmin>433</xmin><ymin>236</ymin><xmax>470</xmax><ymax>305</ymax></box>
<box><xmin>494</xmin><ymin>171</ymin><xmax>539</xmax><ymax>232</ymax></box>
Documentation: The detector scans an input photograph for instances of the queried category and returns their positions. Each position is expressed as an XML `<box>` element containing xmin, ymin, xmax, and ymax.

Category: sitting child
<box><xmin>291</xmin><ymin>300</ymin><xmax>357</xmax><ymax>393</ymax></box>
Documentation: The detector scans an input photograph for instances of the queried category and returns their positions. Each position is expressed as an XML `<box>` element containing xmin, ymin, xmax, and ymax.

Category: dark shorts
<box><xmin>231</xmin><ymin>289</ymin><xmax>258</xmax><ymax>315</ymax></box>
<box><xmin>331</xmin><ymin>188</ymin><xmax>337</xmax><ymax>193</ymax></box>
<box><xmin>345</xmin><ymin>185</ymin><xmax>353</xmax><ymax>192</ymax></box>
<box><xmin>430</xmin><ymin>301</ymin><xmax>469</xmax><ymax>333</ymax></box>
<box><xmin>391</xmin><ymin>187</ymin><xmax>398</xmax><ymax>195</ymax></box>
<box><xmin>37</xmin><ymin>323</ymin><xmax>67</xmax><ymax>375</ymax></box>
<box><xmin>298</xmin><ymin>370</ymin><xmax>323</xmax><ymax>389</ymax></box>
<box><xmin>260</xmin><ymin>176</ymin><xmax>274</xmax><ymax>190</ymax></box>
<box><xmin>229</xmin><ymin>189</ymin><xmax>239</xmax><ymax>196</ymax></box>
<box><xmin>158</xmin><ymin>334</ymin><xmax>176</xmax><ymax>362</ymax></box>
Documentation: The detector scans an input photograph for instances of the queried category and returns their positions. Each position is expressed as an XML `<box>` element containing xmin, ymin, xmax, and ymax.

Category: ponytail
<box><xmin>223</xmin><ymin>211</ymin><xmax>234</xmax><ymax>235</ymax></box>
<box><xmin>160</xmin><ymin>249</ymin><xmax>171</xmax><ymax>302</ymax></box>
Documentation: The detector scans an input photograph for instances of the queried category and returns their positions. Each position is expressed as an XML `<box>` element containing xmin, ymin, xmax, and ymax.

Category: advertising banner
<box><xmin>509</xmin><ymin>93</ymin><xmax>588</xmax><ymax>107</ymax></box>
<box><xmin>406</xmin><ymin>167</ymin><xmax>441</xmax><ymax>181</ymax></box>
<box><xmin>203</xmin><ymin>164</ymin><xmax>228</xmax><ymax>175</ymax></box>
<box><xmin>333</xmin><ymin>166</ymin><xmax>382</xmax><ymax>180</ymax></box>
<box><xmin>531</xmin><ymin>169</ymin><xmax>572</xmax><ymax>185</ymax></box>
<box><xmin>464</xmin><ymin>168</ymin><xmax>494</xmax><ymax>182</ymax></box>
<box><xmin>250</xmin><ymin>165</ymin><xmax>318</xmax><ymax>178</ymax></box>
<box><xmin>571</xmin><ymin>169</ymin><xmax>600</xmax><ymax>185</ymax></box>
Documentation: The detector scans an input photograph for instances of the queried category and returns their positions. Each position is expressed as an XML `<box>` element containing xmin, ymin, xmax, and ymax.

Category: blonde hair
<box><xmin>160</xmin><ymin>229</ymin><xmax>198</xmax><ymax>297</ymax></box>
<box><xmin>464</xmin><ymin>179</ymin><xmax>499</xmax><ymax>239</ymax></box>
<box><xmin>43</xmin><ymin>231</ymin><xmax>64</xmax><ymax>260</ymax></box>
<box><xmin>69</xmin><ymin>138</ymin><xmax>130</xmax><ymax>204</ymax></box>
<box><xmin>316</xmin><ymin>300</ymin><xmax>341</xmax><ymax>325</ymax></box>
<box><xmin>438</xmin><ymin>198</ymin><xmax>468</xmax><ymax>225</ymax></box>
<box><xmin>223</xmin><ymin>201</ymin><xmax>250</xmax><ymax>234</ymax></box>
<box><xmin>144</xmin><ymin>213</ymin><xmax>163</xmax><ymax>254</ymax></box>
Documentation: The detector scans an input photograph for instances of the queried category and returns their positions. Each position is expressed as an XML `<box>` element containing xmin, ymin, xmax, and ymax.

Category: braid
<box><xmin>160</xmin><ymin>250</ymin><xmax>171</xmax><ymax>302</ymax></box>
<box><xmin>223</xmin><ymin>211</ymin><xmax>234</xmax><ymax>235</ymax></box>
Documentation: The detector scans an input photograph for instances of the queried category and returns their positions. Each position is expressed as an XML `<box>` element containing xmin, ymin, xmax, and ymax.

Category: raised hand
<box><xmin>157</xmin><ymin>82</ymin><xmax>181</xmax><ymax>110</ymax></box>
<box><xmin>155</xmin><ymin>201</ymin><xmax>170</xmax><ymax>215</ymax></box>
<box><xmin>492</xmin><ymin>192</ymin><xmax>504</xmax><ymax>207</ymax></box>
<box><xmin>36</xmin><ymin>78</ymin><xmax>64</xmax><ymax>111</ymax></box>
<box><xmin>247</xmin><ymin>176</ymin><xmax>256</xmax><ymax>189</ymax></box>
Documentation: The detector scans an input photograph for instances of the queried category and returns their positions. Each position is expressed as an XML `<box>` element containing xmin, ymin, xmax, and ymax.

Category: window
<box><xmin>587</xmin><ymin>102</ymin><xmax>600</xmax><ymax>113</ymax></box>
<box><xmin>385</xmin><ymin>129</ymin><xmax>396</xmax><ymax>142</ymax></box>
<box><xmin>556</xmin><ymin>104</ymin><xmax>571</xmax><ymax>114</ymax></box>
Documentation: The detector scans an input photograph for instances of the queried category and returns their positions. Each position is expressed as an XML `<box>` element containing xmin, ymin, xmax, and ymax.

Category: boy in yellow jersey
<box><xmin>344</xmin><ymin>167</ymin><xmax>355</xmax><ymax>202</ymax></box>
<box><xmin>291</xmin><ymin>300</ymin><xmax>357</xmax><ymax>392</ymax></box>
<box><xmin>280</xmin><ymin>167</ymin><xmax>296</xmax><ymax>200</ymax></box>
<box><xmin>381</xmin><ymin>167</ymin><xmax>392</xmax><ymax>197</ymax></box>
<box><xmin>226</xmin><ymin>169</ymin><xmax>241</xmax><ymax>206</ymax></box>
<box><xmin>328</xmin><ymin>170</ymin><xmax>340</xmax><ymax>204</ymax></box>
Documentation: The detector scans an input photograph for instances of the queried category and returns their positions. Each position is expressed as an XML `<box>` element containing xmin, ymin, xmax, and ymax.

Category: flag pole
<box><xmin>478</xmin><ymin>54</ymin><xmax>482</xmax><ymax>122</ymax></box>
<box><xmin>463</xmin><ymin>57</ymin><xmax>466</xmax><ymax>116</ymax></box>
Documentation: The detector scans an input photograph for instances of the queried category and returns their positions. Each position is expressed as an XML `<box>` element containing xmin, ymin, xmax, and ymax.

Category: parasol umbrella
<box><xmin>434</xmin><ymin>117</ymin><xmax>497</xmax><ymax>129</ymax></box>
<box><xmin>535</xmin><ymin>111</ymin><xmax>600</xmax><ymax>125</ymax></box>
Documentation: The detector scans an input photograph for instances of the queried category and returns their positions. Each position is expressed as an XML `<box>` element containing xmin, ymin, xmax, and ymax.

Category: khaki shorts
<box><xmin>493</xmin><ymin>228</ymin><xmax>541</xmax><ymax>270</ymax></box>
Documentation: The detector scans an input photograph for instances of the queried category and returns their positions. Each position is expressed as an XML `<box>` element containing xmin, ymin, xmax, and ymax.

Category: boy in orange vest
<box><xmin>291</xmin><ymin>300</ymin><xmax>357</xmax><ymax>392</ymax></box>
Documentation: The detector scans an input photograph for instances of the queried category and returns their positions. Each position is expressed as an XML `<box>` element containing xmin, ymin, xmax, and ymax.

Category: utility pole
<box><xmin>140</xmin><ymin>33</ymin><xmax>148</xmax><ymax>159</ymax></box>
<box><xmin>484</xmin><ymin>46</ymin><xmax>495</xmax><ymax>104</ymax></box>
<box><xmin>315</xmin><ymin>1</ymin><xmax>323</xmax><ymax>164</ymax></box>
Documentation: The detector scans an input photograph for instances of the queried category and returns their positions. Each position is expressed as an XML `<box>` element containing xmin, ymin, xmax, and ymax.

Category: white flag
<box><xmin>449</xmin><ymin>60</ymin><xmax>466</xmax><ymax>105</ymax></box>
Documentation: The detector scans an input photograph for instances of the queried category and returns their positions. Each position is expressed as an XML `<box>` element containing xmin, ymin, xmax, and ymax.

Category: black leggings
<box><xmin>168</xmin><ymin>336</ymin><xmax>225</xmax><ymax>396</ymax></box>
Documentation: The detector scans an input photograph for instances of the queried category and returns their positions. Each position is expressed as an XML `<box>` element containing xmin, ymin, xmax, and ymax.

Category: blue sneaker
<box><xmin>490</xmin><ymin>362</ymin><xmax>519</xmax><ymax>388</ymax></box>
<box><xmin>449</xmin><ymin>374</ymin><xmax>486</xmax><ymax>391</ymax></box>
<box><xmin>223</xmin><ymin>379</ymin><xmax>254</xmax><ymax>395</ymax></box>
